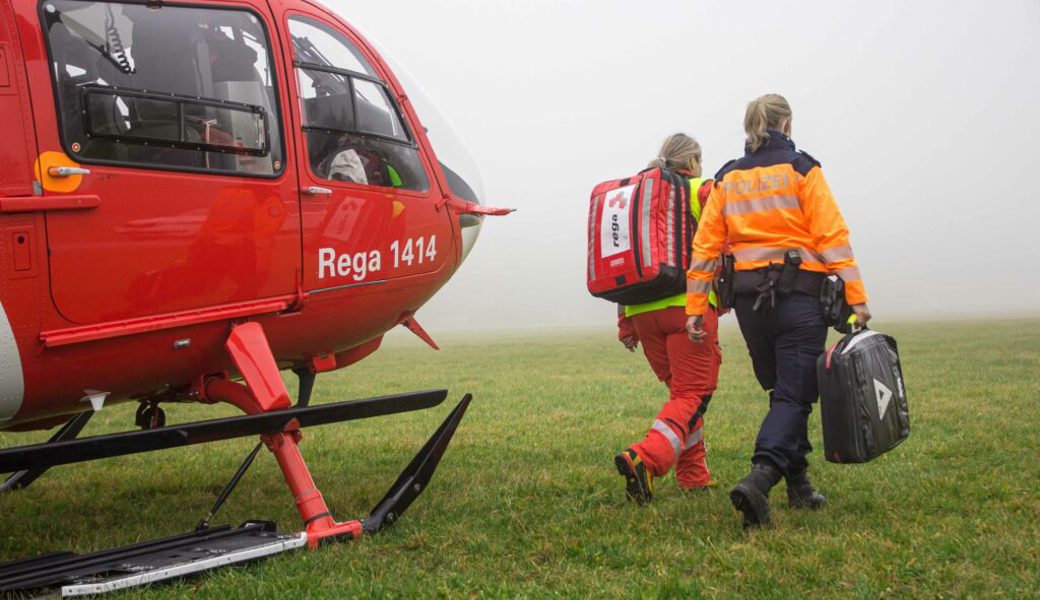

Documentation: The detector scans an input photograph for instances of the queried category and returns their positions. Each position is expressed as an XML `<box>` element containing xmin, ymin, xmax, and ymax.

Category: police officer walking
<box><xmin>685</xmin><ymin>94</ymin><xmax>871</xmax><ymax>528</ymax></box>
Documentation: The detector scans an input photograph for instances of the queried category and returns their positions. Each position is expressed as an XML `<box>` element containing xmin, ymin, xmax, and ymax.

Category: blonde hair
<box><xmin>648</xmin><ymin>133</ymin><xmax>702</xmax><ymax>177</ymax></box>
<box><xmin>744</xmin><ymin>94</ymin><xmax>792</xmax><ymax>152</ymax></box>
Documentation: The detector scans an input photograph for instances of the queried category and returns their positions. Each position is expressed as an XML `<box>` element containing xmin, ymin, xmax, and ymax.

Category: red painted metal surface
<box><xmin>40</xmin><ymin>296</ymin><xmax>294</xmax><ymax>348</ymax></box>
<box><xmin>0</xmin><ymin>6</ymin><xmax>37</xmax><ymax>198</ymax></box>
<box><xmin>0</xmin><ymin>195</ymin><xmax>100</xmax><ymax>213</ymax></box>
<box><xmin>225</xmin><ymin>322</ymin><xmax>292</xmax><ymax>412</ymax></box>
<box><xmin>331</xmin><ymin>335</ymin><xmax>383</xmax><ymax>370</ymax></box>
<box><xmin>401</xmin><ymin>316</ymin><xmax>440</xmax><ymax>350</ymax></box>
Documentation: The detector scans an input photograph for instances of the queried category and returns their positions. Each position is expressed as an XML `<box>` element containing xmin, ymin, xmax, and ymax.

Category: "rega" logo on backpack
<box><xmin>600</xmin><ymin>185</ymin><xmax>634</xmax><ymax>258</ymax></box>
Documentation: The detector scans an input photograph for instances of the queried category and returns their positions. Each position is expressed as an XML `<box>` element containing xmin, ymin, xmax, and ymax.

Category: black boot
<box><xmin>786</xmin><ymin>469</ymin><xmax>826</xmax><ymax>509</ymax></box>
<box><xmin>729</xmin><ymin>462</ymin><xmax>782</xmax><ymax>529</ymax></box>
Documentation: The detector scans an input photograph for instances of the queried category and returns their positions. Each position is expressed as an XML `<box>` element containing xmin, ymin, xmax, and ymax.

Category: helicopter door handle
<box><xmin>48</xmin><ymin>166</ymin><xmax>91</xmax><ymax>177</ymax></box>
<box><xmin>304</xmin><ymin>186</ymin><xmax>332</xmax><ymax>196</ymax></box>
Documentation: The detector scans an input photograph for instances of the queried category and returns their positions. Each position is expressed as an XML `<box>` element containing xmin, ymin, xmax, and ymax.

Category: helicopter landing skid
<box><xmin>0</xmin><ymin>395</ymin><xmax>471</xmax><ymax>596</ymax></box>
<box><xmin>0</xmin><ymin>320</ymin><xmax>471</xmax><ymax>595</ymax></box>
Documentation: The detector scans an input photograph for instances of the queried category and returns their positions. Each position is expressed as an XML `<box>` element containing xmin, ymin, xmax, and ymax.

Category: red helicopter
<box><xmin>0</xmin><ymin>0</ymin><xmax>508</xmax><ymax>594</ymax></box>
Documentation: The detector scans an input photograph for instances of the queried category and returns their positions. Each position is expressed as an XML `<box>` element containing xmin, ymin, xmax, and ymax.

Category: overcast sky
<box><xmin>328</xmin><ymin>0</ymin><xmax>1040</xmax><ymax>332</ymax></box>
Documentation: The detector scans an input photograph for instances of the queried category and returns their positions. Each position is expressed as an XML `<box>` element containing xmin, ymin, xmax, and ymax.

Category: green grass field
<box><xmin>1</xmin><ymin>318</ymin><xmax>1038</xmax><ymax>598</ymax></box>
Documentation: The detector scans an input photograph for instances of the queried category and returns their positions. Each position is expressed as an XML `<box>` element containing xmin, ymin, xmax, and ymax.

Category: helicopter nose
<box><xmin>459</xmin><ymin>214</ymin><xmax>483</xmax><ymax>263</ymax></box>
<box><xmin>439</xmin><ymin>160</ymin><xmax>484</xmax><ymax>263</ymax></box>
<box><xmin>357</xmin><ymin>30</ymin><xmax>490</xmax><ymax>265</ymax></box>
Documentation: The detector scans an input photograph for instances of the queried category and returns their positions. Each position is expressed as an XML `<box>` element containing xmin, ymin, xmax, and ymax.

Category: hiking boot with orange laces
<box><xmin>614</xmin><ymin>448</ymin><xmax>653</xmax><ymax>505</ymax></box>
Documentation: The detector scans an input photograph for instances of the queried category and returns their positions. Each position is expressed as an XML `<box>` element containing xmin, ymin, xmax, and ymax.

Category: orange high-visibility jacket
<box><xmin>686</xmin><ymin>130</ymin><xmax>867</xmax><ymax>316</ymax></box>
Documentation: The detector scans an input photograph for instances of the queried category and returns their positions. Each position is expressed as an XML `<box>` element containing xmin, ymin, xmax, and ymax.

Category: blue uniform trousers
<box><xmin>734</xmin><ymin>293</ymin><xmax>828</xmax><ymax>475</ymax></box>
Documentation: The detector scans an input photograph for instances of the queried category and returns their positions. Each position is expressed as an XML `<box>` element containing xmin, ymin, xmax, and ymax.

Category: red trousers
<box><xmin>629</xmin><ymin>307</ymin><xmax>721</xmax><ymax>488</ymax></box>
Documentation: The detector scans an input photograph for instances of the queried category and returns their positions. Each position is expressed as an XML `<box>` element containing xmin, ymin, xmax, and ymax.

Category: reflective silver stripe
<box><xmin>836</xmin><ymin>266</ymin><xmax>862</xmax><ymax>282</ymax></box>
<box><xmin>0</xmin><ymin>299</ymin><xmax>24</xmax><ymax>425</ymax></box>
<box><xmin>587</xmin><ymin>197</ymin><xmax>597</xmax><ymax>277</ymax></box>
<box><xmin>641</xmin><ymin>179</ymin><xmax>654</xmax><ymax>269</ymax></box>
<box><xmin>722</xmin><ymin>195</ymin><xmax>800</xmax><ymax>217</ymax></box>
<box><xmin>690</xmin><ymin>258</ymin><xmax>718</xmax><ymax>273</ymax></box>
<box><xmin>732</xmin><ymin>246</ymin><xmax>824</xmax><ymax>265</ymax></box>
<box><xmin>683</xmin><ymin>427</ymin><xmax>704</xmax><ymax>450</ymax></box>
<box><xmin>820</xmin><ymin>245</ymin><xmax>854</xmax><ymax>263</ymax></box>
<box><xmin>687</xmin><ymin>279</ymin><xmax>711</xmax><ymax>295</ymax></box>
<box><xmin>666</xmin><ymin>185</ymin><xmax>675</xmax><ymax>267</ymax></box>
<box><xmin>652</xmin><ymin>419</ymin><xmax>682</xmax><ymax>459</ymax></box>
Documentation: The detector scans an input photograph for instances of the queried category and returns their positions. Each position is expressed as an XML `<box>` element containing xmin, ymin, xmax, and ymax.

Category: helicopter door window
<box><xmin>289</xmin><ymin>16</ymin><xmax>429</xmax><ymax>192</ymax></box>
<box><xmin>285</xmin><ymin>17</ymin><xmax>376</xmax><ymax>78</ymax></box>
<box><xmin>41</xmin><ymin>1</ymin><xmax>284</xmax><ymax>177</ymax></box>
<box><xmin>353</xmin><ymin>79</ymin><xmax>407</xmax><ymax>141</ymax></box>
<box><xmin>297</xmin><ymin>67</ymin><xmax>355</xmax><ymax>133</ymax></box>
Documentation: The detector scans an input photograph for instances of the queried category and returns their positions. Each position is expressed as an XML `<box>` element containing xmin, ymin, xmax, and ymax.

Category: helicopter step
<box><xmin>0</xmin><ymin>521</ymin><xmax>306</xmax><ymax>597</ymax></box>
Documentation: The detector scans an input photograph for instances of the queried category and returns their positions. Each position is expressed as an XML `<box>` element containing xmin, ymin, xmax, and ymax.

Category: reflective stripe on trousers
<box><xmin>652</xmin><ymin>419</ymin><xmax>682</xmax><ymax>459</ymax></box>
<box><xmin>684</xmin><ymin>426</ymin><xmax>704</xmax><ymax>450</ymax></box>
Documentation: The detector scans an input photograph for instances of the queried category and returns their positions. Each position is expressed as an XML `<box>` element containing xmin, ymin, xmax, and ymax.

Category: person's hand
<box><xmin>851</xmin><ymin>303</ymin><xmax>872</xmax><ymax>328</ymax></box>
<box><xmin>686</xmin><ymin>315</ymin><xmax>706</xmax><ymax>343</ymax></box>
<box><xmin>618</xmin><ymin>317</ymin><xmax>638</xmax><ymax>352</ymax></box>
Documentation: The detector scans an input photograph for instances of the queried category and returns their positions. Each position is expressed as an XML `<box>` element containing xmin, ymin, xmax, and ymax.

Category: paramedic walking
<box><xmin>685</xmin><ymin>94</ymin><xmax>871</xmax><ymax>528</ymax></box>
<box><xmin>614</xmin><ymin>133</ymin><xmax>722</xmax><ymax>503</ymax></box>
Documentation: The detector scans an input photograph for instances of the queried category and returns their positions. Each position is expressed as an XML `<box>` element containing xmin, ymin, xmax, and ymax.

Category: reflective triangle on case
<box><xmin>873</xmin><ymin>378</ymin><xmax>893</xmax><ymax>419</ymax></box>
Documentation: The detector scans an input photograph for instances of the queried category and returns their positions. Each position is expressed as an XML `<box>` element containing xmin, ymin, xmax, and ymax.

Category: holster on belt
<box><xmin>819</xmin><ymin>277</ymin><xmax>854</xmax><ymax>334</ymax></box>
<box><xmin>733</xmin><ymin>251</ymin><xmax>825</xmax><ymax>314</ymax></box>
<box><xmin>777</xmin><ymin>250</ymin><xmax>802</xmax><ymax>295</ymax></box>
<box><xmin>716</xmin><ymin>254</ymin><xmax>736</xmax><ymax>309</ymax></box>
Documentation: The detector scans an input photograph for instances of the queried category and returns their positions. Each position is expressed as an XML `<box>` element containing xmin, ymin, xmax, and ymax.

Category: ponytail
<box><xmin>744</xmin><ymin>94</ymin><xmax>792</xmax><ymax>152</ymax></box>
<box><xmin>648</xmin><ymin>133</ymin><xmax>703</xmax><ymax>177</ymax></box>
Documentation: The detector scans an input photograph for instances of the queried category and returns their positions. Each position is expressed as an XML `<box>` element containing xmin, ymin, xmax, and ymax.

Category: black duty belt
<box><xmin>733</xmin><ymin>268</ymin><xmax>825</xmax><ymax>296</ymax></box>
<box><xmin>733</xmin><ymin>266</ymin><xmax>825</xmax><ymax>313</ymax></box>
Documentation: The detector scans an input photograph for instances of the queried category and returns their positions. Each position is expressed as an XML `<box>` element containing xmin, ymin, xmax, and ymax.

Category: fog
<box><xmin>329</xmin><ymin>0</ymin><xmax>1040</xmax><ymax>332</ymax></box>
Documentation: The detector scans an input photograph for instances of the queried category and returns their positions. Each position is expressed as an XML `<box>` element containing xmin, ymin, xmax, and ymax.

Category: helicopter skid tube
<box><xmin>0</xmin><ymin>389</ymin><xmax>449</xmax><ymax>474</ymax></box>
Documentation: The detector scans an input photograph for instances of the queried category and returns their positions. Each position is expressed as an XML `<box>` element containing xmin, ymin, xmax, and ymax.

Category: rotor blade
<box><xmin>0</xmin><ymin>389</ymin><xmax>448</xmax><ymax>473</ymax></box>
<box><xmin>363</xmin><ymin>394</ymin><xmax>472</xmax><ymax>534</ymax></box>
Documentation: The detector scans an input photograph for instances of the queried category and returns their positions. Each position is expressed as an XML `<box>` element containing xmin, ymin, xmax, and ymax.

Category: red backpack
<box><xmin>587</xmin><ymin>168</ymin><xmax>698</xmax><ymax>305</ymax></box>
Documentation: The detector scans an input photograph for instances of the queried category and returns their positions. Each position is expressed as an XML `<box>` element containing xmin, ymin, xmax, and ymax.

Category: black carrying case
<box><xmin>817</xmin><ymin>328</ymin><xmax>909</xmax><ymax>463</ymax></box>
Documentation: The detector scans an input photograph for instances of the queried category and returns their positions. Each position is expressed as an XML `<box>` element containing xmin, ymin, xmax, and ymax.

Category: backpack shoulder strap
<box><xmin>688</xmin><ymin>177</ymin><xmax>705</xmax><ymax>222</ymax></box>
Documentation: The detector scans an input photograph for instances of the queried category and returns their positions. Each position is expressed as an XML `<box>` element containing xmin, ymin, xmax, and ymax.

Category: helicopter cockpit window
<box><xmin>41</xmin><ymin>1</ymin><xmax>284</xmax><ymax>176</ymax></box>
<box><xmin>289</xmin><ymin>16</ymin><xmax>428</xmax><ymax>192</ymax></box>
